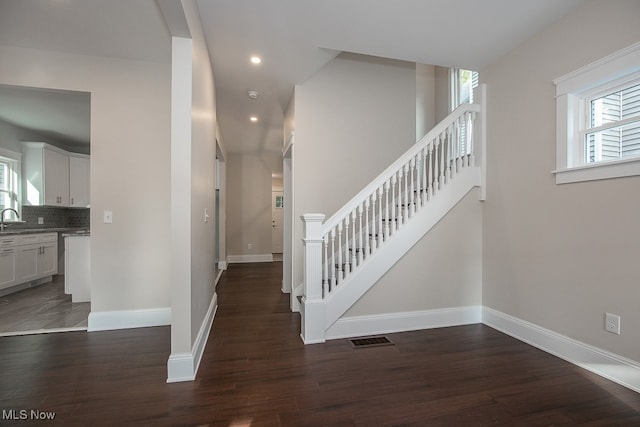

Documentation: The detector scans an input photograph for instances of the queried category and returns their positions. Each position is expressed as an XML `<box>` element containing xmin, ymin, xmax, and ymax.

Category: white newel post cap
<box><xmin>301</xmin><ymin>214</ymin><xmax>325</xmax><ymax>239</ymax></box>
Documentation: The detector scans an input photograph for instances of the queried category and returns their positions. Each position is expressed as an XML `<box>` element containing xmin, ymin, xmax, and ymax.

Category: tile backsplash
<box><xmin>12</xmin><ymin>206</ymin><xmax>90</xmax><ymax>230</ymax></box>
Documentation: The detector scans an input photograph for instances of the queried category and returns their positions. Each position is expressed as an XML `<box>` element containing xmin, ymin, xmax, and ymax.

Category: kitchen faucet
<box><xmin>0</xmin><ymin>208</ymin><xmax>19</xmax><ymax>231</ymax></box>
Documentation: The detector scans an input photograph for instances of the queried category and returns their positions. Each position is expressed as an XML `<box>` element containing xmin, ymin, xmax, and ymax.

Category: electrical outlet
<box><xmin>248</xmin><ymin>243</ymin><xmax>252</xmax><ymax>250</ymax></box>
<box><xmin>38</xmin><ymin>217</ymin><xmax>44</xmax><ymax>225</ymax></box>
<box><xmin>605</xmin><ymin>313</ymin><xmax>621</xmax><ymax>335</ymax></box>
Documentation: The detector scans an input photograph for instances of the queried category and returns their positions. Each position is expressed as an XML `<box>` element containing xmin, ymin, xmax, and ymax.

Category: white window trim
<box><xmin>552</xmin><ymin>41</ymin><xmax>640</xmax><ymax>184</ymax></box>
<box><xmin>0</xmin><ymin>147</ymin><xmax>23</xmax><ymax>220</ymax></box>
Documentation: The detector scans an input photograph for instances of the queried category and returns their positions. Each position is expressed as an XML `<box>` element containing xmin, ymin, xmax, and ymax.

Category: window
<box><xmin>553</xmin><ymin>42</ymin><xmax>640</xmax><ymax>184</ymax></box>
<box><xmin>0</xmin><ymin>148</ymin><xmax>21</xmax><ymax>221</ymax></box>
<box><xmin>450</xmin><ymin>68</ymin><xmax>479</xmax><ymax>110</ymax></box>
<box><xmin>450</xmin><ymin>68</ymin><xmax>479</xmax><ymax>155</ymax></box>
<box><xmin>585</xmin><ymin>81</ymin><xmax>640</xmax><ymax>164</ymax></box>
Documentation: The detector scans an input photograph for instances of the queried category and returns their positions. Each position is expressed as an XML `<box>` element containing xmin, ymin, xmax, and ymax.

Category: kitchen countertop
<box><xmin>62</xmin><ymin>230</ymin><xmax>90</xmax><ymax>237</ymax></box>
<box><xmin>0</xmin><ymin>227</ymin><xmax>89</xmax><ymax>236</ymax></box>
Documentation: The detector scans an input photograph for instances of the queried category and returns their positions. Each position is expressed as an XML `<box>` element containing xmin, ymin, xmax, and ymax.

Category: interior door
<box><xmin>272</xmin><ymin>191</ymin><xmax>284</xmax><ymax>253</ymax></box>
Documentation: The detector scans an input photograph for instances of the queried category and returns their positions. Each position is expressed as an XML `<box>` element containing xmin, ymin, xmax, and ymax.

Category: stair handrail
<box><xmin>321</xmin><ymin>102</ymin><xmax>480</xmax><ymax>235</ymax></box>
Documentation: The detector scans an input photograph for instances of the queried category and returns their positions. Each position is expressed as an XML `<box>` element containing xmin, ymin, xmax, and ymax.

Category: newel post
<box><xmin>300</xmin><ymin>213</ymin><xmax>326</xmax><ymax>344</ymax></box>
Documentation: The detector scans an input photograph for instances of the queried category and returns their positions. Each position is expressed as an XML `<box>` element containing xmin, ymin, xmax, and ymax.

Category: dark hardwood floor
<box><xmin>1</xmin><ymin>262</ymin><xmax>639</xmax><ymax>426</ymax></box>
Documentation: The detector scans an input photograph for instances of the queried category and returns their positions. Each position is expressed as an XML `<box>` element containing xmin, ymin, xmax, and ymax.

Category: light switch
<box><xmin>104</xmin><ymin>210</ymin><xmax>113</xmax><ymax>224</ymax></box>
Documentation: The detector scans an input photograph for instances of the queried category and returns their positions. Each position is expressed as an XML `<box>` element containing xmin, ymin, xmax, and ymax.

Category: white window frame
<box><xmin>449</xmin><ymin>68</ymin><xmax>478</xmax><ymax>112</ymax></box>
<box><xmin>553</xmin><ymin>42</ymin><xmax>640</xmax><ymax>184</ymax></box>
<box><xmin>0</xmin><ymin>147</ymin><xmax>22</xmax><ymax>221</ymax></box>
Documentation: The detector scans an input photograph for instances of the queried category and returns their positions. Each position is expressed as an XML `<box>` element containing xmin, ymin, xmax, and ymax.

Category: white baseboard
<box><xmin>167</xmin><ymin>292</ymin><xmax>218</xmax><ymax>383</ymax></box>
<box><xmin>483</xmin><ymin>307</ymin><xmax>640</xmax><ymax>393</ymax></box>
<box><xmin>166</xmin><ymin>353</ymin><xmax>194</xmax><ymax>383</ymax></box>
<box><xmin>218</xmin><ymin>261</ymin><xmax>227</xmax><ymax>270</ymax></box>
<box><xmin>215</xmin><ymin>268</ymin><xmax>224</xmax><ymax>286</ymax></box>
<box><xmin>326</xmin><ymin>306</ymin><xmax>482</xmax><ymax>340</ymax></box>
<box><xmin>226</xmin><ymin>254</ymin><xmax>273</xmax><ymax>264</ymax></box>
<box><xmin>88</xmin><ymin>307</ymin><xmax>171</xmax><ymax>332</ymax></box>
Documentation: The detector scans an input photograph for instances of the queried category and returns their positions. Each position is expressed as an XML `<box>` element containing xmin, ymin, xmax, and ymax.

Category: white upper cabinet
<box><xmin>23</xmin><ymin>142</ymin><xmax>89</xmax><ymax>207</ymax></box>
<box><xmin>69</xmin><ymin>154</ymin><xmax>90</xmax><ymax>208</ymax></box>
<box><xmin>42</xmin><ymin>146</ymin><xmax>70</xmax><ymax>206</ymax></box>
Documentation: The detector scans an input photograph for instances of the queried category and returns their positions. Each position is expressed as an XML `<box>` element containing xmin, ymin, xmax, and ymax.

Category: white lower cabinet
<box><xmin>0</xmin><ymin>233</ymin><xmax>58</xmax><ymax>291</ymax></box>
<box><xmin>16</xmin><ymin>244</ymin><xmax>39</xmax><ymax>283</ymax></box>
<box><xmin>0</xmin><ymin>248</ymin><xmax>17</xmax><ymax>289</ymax></box>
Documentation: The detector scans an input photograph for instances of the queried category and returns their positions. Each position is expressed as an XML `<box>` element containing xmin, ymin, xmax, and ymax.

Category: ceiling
<box><xmin>0</xmin><ymin>0</ymin><xmax>585</xmax><ymax>160</ymax></box>
<box><xmin>0</xmin><ymin>84</ymin><xmax>90</xmax><ymax>150</ymax></box>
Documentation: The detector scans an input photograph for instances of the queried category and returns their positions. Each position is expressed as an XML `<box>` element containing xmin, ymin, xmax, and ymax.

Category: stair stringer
<box><xmin>324</xmin><ymin>166</ymin><xmax>481</xmax><ymax>331</ymax></box>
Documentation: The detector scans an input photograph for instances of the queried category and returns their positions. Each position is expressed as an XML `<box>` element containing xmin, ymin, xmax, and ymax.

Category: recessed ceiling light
<box><xmin>247</xmin><ymin>90</ymin><xmax>259</xmax><ymax>99</ymax></box>
<box><xmin>250</xmin><ymin>116</ymin><xmax>258</xmax><ymax>122</ymax></box>
<box><xmin>250</xmin><ymin>56</ymin><xmax>261</xmax><ymax>65</ymax></box>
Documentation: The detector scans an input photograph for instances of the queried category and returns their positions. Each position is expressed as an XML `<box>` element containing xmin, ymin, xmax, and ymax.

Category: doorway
<box><xmin>0</xmin><ymin>84</ymin><xmax>91</xmax><ymax>336</ymax></box>
<box><xmin>272</xmin><ymin>190</ymin><xmax>284</xmax><ymax>256</ymax></box>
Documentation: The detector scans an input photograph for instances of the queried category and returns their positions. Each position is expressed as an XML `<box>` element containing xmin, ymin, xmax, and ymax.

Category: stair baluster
<box><xmin>323</xmin><ymin>235</ymin><xmax>329</xmax><ymax>296</ymax></box>
<box><xmin>364</xmin><ymin>199</ymin><xmax>371</xmax><ymax>257</ymax></box>
<box><xmin>428</xmin><ymin>142</ymin><xmax>434</xmax><ymax>198</ymax></box>
<box><xmin>351</xmin><ymin>210</ymin><xmax>357</xmax><ymax>270</ymax></box>
<box><xmin>409</xmin><ymin>159</ymin><xmax>416</xmax><ymax>216</ymax></box>
<box><xmin>467</xmin><ymin>112</ymin><xmax>476</xmax><ymax>166</ymax></box>
<box><xmin>337</xmin><ymin>223</ymin><xmax>343</xmax><ymax>282</ymax></box>
<box><xmin>446</xmin><ymin>127</ymin><xmax>452</xmax><ymax>182</ymax></box>
<box><xmin>377</xmin><ymin>187</ymin><xmax>383</xmax><ymax>246</ymax></box>
<box><xmin>357</xmin><ymin>204</ymin><xmax>364</xmax><ymax>264</ymax></box>
<box><xmin>344</xmin><ymin>215</ymin><xmax>350</xmax><ymax>279</ymax></box>
<box><xmin>383</xmin><ymin>180</ymin><xmax>390</xmax><ymax>239</ymax></box>
<box><xmin>371</xmin><ymin>192</ymin><xmax>377</xmax><ymax>251</ymax></box>
<box><xmin>330</xmin><ymin>229</ymin><xmax>336</xmax><ymax>289</ymax></box>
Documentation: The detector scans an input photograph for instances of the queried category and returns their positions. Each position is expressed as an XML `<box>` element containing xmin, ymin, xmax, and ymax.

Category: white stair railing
<box><xmin>301</xmin><ymin>102</ymin><xmax>482</xmax><ymax>343</ymax></box>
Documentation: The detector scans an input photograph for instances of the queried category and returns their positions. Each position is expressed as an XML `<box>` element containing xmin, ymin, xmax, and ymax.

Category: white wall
<box><xmin>293</xmin><ymin>52</ymin><xmax>416</xmax><ymax>288</ymax></box>
<box><xmin>283</xmin><ymin>93</ymin><xmax>295</xmax><ymax>148</ymax></box>
<box><xmin>184</xmin><ymin>0</ymin><xmax>218</xmax><ymax>344</ymax></box>
<box><xmin>416</xmin><ymin>63</ymin><xmax>436</xmax><ymax>140</ymax></box>
<box><xmin>226</xmin><ymin>152</ymin><xmax>279</xmax><ymax>258</ymax></box>
<box><xmin>434</xmin><ymin>66</ymin><xmax>450</xmax><ymax>123</ymax></box>
<box><xmin>481</xmin><ymin>0</ymin><xmax>640</xmax><ymax>362</ymax></box>
<box><xmin>165</xmin><ymin>0</ymin><xmax>219</xmax><ymax>381</ymax></box>
<box><xmin>0</xmin><ymin>45</ymin><xmax>171</xmax><ymax>314</ymax></box>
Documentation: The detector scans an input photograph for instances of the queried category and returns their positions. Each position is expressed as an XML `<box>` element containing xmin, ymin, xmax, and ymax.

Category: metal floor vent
<box><xmin>349</xmin><ymin>336</ymin><xmax>394</xmax><ymax>348</ymax></box>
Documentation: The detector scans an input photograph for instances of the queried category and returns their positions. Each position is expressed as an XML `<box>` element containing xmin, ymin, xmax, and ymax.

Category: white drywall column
<box><xmin>168</xmin><ymin>35</ymin><xmax>194</xmax><ymax>381</ymax></box>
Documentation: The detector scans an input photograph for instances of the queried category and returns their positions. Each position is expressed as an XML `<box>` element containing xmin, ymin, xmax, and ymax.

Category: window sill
<box><xmin>552</xmin><ymin>157</ymin><xmax>640</xmax><ymax>184</ymax></box>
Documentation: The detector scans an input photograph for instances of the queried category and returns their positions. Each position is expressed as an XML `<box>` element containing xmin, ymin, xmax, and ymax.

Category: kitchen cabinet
<box><xmin>0</xmin><ymin>236</ymin><xmax>18</xmax><ymax>289</ymax></box>
<box><xmin>43</xmin><ymin>147</ymin><xmax>70</xmax><ymax>206</ymax></box>
<box><xmin>69</xmin><ymin>154</ymin><xmax>90</xmax><ymax>207</ymax></box>
<box><xmin>1</xmin><ymin>233</ymin><xmax>58</xmax><ymax>291</ymax></box>
<box><xmin>22</xmin><ymin>142</ymin><xmax>89</xmax><ymax>207</ymax></box>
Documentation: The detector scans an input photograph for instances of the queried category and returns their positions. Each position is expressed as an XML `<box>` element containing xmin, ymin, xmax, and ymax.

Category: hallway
<box><xmin>0</xmin><ymin>262</ymin><xmax>639</xmax><ymax>425</ymax></box>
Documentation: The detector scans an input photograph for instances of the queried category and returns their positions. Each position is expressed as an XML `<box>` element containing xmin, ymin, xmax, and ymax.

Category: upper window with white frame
<box><xmin>553</xmin><ymin>42</ymin><xmax>640</xmax><ymax>184</ymax></box>
<box><xmin>450</xmin><ymin>68</ymin><xmax>479</xmax><ymax>111</ymax></box>
<box><xmin>0</xmin><ymin>148</ymin><xmax>21</xmax><ymax>221</ymax></box>
<box><xmin>585</xmin><ymin>80</ymin><xmax>640</xmax><ymax>164</ymax></box>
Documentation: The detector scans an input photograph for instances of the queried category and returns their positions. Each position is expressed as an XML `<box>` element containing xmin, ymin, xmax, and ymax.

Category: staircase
<box><xmin>299</xmin><ymin>90</ymin><xmax>486</xmax><ymax>344</ymax></box>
